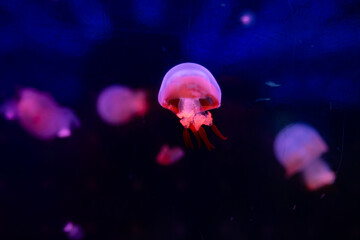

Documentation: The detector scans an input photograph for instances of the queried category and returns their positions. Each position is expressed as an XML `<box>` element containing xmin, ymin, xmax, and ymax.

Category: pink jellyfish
<box><xmin>63</xmin><ymin>222</ymin><xmax>84</xmax><ymax>240</ymax></box>
<box><xmin>156</xmin><ymin>144</ymin><xmax>185</xmax><ymax>166</ymax></box>
<box><xmin>1</xmin><ymin>88</ymin><xmax>79</xmax><ymax>140</ymax></box>
<box><xmin>273</xmin><ymin>123</ymin><xmax>336</xmax><ymax>191</ymax></box>
<box><xmin>96</xmin><ymin>85</ymin><xmax>147</xmax><ymax>125</ymax></box>
<box><xmin>158</xmin><ymin>63</ymin><xmax>226</xmax><ymax>150</ymax></box>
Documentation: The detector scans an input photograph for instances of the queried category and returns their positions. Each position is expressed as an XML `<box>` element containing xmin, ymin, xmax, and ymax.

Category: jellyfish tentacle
<box><xmin>211</xmin><ymin>124</ymin><xmax>227</xmax><ymax>140</ymax></box>
<box><xmin>198</xmin><ymin>126</ymin><xmax>215</xmax><ymax>151</ymax></box>
<box><xmin>182</xmin><ymin>128</ymin><xmax>189</xmax><ymax>148</ymax></box>
<box><xmin>186</xmin><ymin>129</ymin><xmax>194</xmax><ymax>149</ymax></box>
<box><xmin>189</xmin><ymin>124</ymin><xmax>201</xmax><ymax>148</ymax></box>
<box><xmin>183</xmin><ymin>128</ymin><xmax>194</xmax><ymax>149</ymax></box>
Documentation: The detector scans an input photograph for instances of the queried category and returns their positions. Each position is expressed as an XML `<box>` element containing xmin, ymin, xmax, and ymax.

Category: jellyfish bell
<box><xmin>158</xmin><ymin>63</ymin><xmax>226</xmax><ymax>150</ymax></box>
<box><xmin>97</xmin><ymin>85</ymin><xmax>148</xmax><ymax>126</ymax></box>
<box><xmin>273</xmin><ymin>123</ymin><xmax>335</xmax><ymax>191</ymax></box>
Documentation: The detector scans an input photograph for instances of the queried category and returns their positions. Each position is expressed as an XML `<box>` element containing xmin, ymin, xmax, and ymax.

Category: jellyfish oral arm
<box><xmin>176</xmin><ymin>97</ymin><xmax>226</xmax><ymax>150</ymax></box>
<box><xmin>176</xmin><ymin>98</ymin><xmax>213</xmax><ymax>130</ymax></box>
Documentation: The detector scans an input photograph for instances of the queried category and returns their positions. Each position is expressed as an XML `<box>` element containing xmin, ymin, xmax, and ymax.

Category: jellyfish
<box><xmin>156</xmin><ymin>144</ymin><xmax>185</xmax><ymax>166</ymax></box>
<box><xmin>158</xmin><ymin>63</ymin><xmax>226</xmax><ymax>150</ymax></box>
<box><xmin>273</xmin><ymin>123</ymin><xmax>335</xmax><ymax>191</ymax></box>
<box><xmin>239</xmin><ymin>11</ymin><xmax>255</xmax><ymax>26</ymax></box>
<box><xmin>97</xmin><ymin>85</ymin><xmax>147</xmax><ymax>126</ymax></box>
<box><xmin>1</xmin><ymin>88</ymin><xmax>80</xmax><ymax>140</ymax></box>
<box><xmin>63</xmin><ymin>222</ymin><xmax>84</xmax><ymax>240</ymax></box>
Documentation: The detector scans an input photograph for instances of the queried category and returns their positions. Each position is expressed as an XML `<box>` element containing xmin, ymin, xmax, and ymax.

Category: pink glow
<box><xmin>57</xmin><ymin>128</ymin><xmax>71</xmax><ymax>138</ymax></box>
<box><xmin>158</xmin><ymin>63</ymin><xmax>226</xmax><ymax>150</ymax></box>
<box><xmin>63</xmin><ymin>222</ymin><xmax>84</xmax><ymax>240</ymax></box>
<box><xmin>302</xmin><ymin>159</ymin><xmax>336</xmax><ymax>191</ymax></box>
<box><xmin>1</xmin><ymin>88</ymin><xmax>79</xmax><ymax>140</ymax></box>
<box><xmin>156</xmin><ymin>145</ymin><xmax>185</xmax><ymax>166</ymax></box>
<box><xmin>240</xmin><ymin>11</ymin><xmax>255</xmax><ymax>26</ymax></box>
<box><xmin>97</xmin><ymin>85</ymin><xmax>148</xmax><ymax>125</ymax></box>
<box><xmin>273</xmin><ymin>123</ymin><xmax>335</xmax><ymax>191</ymax></box>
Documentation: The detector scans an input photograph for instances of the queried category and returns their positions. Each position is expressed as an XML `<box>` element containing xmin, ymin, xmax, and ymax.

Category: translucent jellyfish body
<box><xmin>97</xmin><ymin>85</ymin><xmax>147</xmax><ymax>125</ymax></box>
<box><xmin>156</xmin><ymin>145</ymin><xmax>185</xmax><ymax>166</ymax></box>
<box><xmin>158</xmin><ymin>63</ymin><xmax>226</xmax><ymax>150</ymax></box>
<box><xmin>273</xmin><ymin>123</ymin><xmax>335</xmax><ymax>191</ymax></box>
<box><xmin>1</xmin><ymin>88</ymin><xmax>80</xmax><ymax>140</ymax></box>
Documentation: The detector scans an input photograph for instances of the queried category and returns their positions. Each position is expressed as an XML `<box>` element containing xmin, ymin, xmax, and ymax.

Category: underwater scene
<box><xmin>0</xmin><ymin>0</ymin><xmax>359</xmax><ymax>239</ymax></box>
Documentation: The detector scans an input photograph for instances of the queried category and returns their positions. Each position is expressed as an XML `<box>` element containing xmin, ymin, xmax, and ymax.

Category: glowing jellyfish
<box><xmin>156</xmin><ymin>144</ymin><xmax>185</xmax><ymax>166</ymax></box>
<box><xmin>240</xmin><ymin>11</ymin><xmax>255</xmax><ymax>26</ymax></box>
<box><xmin>63</xmin><ymin>222</ymin><xmax>84</xmax><ymax>240</ymax></box>
<box><xmin>273</xmin><ymin>123</ymin><xmax>336</xmax><ymax>191</ymax></box>
<box><xmin>97</xmin><ymin>85</ymin><xmax>147</xmax><ymax>125</ymax></box>
<box><xmin>158</xmin><ymin>63</ymin><xmax>226</xmax><ymax>150</ymax></box>
<box><xmin>1</xmin><ymin>88</ymin><xmax>80</xmax><ymax>140</ymax></box>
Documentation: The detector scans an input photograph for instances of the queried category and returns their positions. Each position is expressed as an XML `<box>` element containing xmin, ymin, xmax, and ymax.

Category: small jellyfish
<box><xmin>63</xmin><ymin>222</ymin><xmax>84</xmax><ymax>240</ymax></box>
<box><xmin>239</xmin><ymin>11</ymin><xmax>255</xmax><ymax>26</ymax></box>
<box><xmin>1</xmin><ymin>88</ymin><xmax>79</xmax><ymax>140</ymax></box>
<box><xmin>156</xmin><ymin>144</ymin><xmax>185</xmax><ymax>166</ymax></box>
<box><xmin>273</xmin><ymin>123</ymin><xmax>335</xmax><ymax>191</ymax></box>
<box><xmin>97</xmin><ymin>85</ymin><xmax>147</xmax><ymax>125</ymax></box>
<box><xmin>158</xmin><ymin>63</ymin><xmax>226</xmax><ymax>150</ymax></box>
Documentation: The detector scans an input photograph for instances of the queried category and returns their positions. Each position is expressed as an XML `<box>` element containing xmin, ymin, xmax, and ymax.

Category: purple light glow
<box><xmin>63</xmin><ymin>222</ymin><xmax>84</xmax><ymax>240</ymax></box>
<box><xmin>1</xmin><ymin>100</ymin><xmax>17</xmax><ymax>120</ymax></box>
<box><xmin>240</xmin><ymin>12</ymin><xmax>255</xmax><ymax>26</ymax></box>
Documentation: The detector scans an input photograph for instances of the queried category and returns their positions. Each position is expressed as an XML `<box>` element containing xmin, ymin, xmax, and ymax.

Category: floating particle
<box><xmin>265</xmin><ymin>81</ymin><xmax>281</xmax><ymax>87</ymax></box>
<box><xmin>156</xmin><ymin>145</ymin><xmax>185</xmax><ymax>166</ymax></box>
<box><xmin>254</xmin><ymin>98</ymin><xmax>271</xmax><ymax>102</ymax></box>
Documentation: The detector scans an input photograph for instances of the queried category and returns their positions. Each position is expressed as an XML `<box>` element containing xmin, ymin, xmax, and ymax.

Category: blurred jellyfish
<box><xmin>63</xmin><ymin>222</ymin><xmax>84</xmax><ymax>240</ymax></box>
<box><xmin>156</xmin><ymin>145</ymin><xmax>185</xmax><ymax>166</ymax></box>
<box><xmin>239</xmin><ymin>11</ymin><xmax>255</xmax><ymax>26</ymax></box>
<box><xmin>97</xmin><ymin>85</ymin><xmax>147</xmax><ymax>126</ymax></box>
<box><xmin>273</xmin><ymin>123</ymin><xmax>335</xmax><ymax>190</ymax></box>
<box><xmin>1</xmin><ymin>88</ymin><xmax>80</xmax><ymax>140</ymax></box>
<box><xmin>158</xmin><ymin>63</ymin><xmax>226</xmax><ymax>150</ymax></box>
